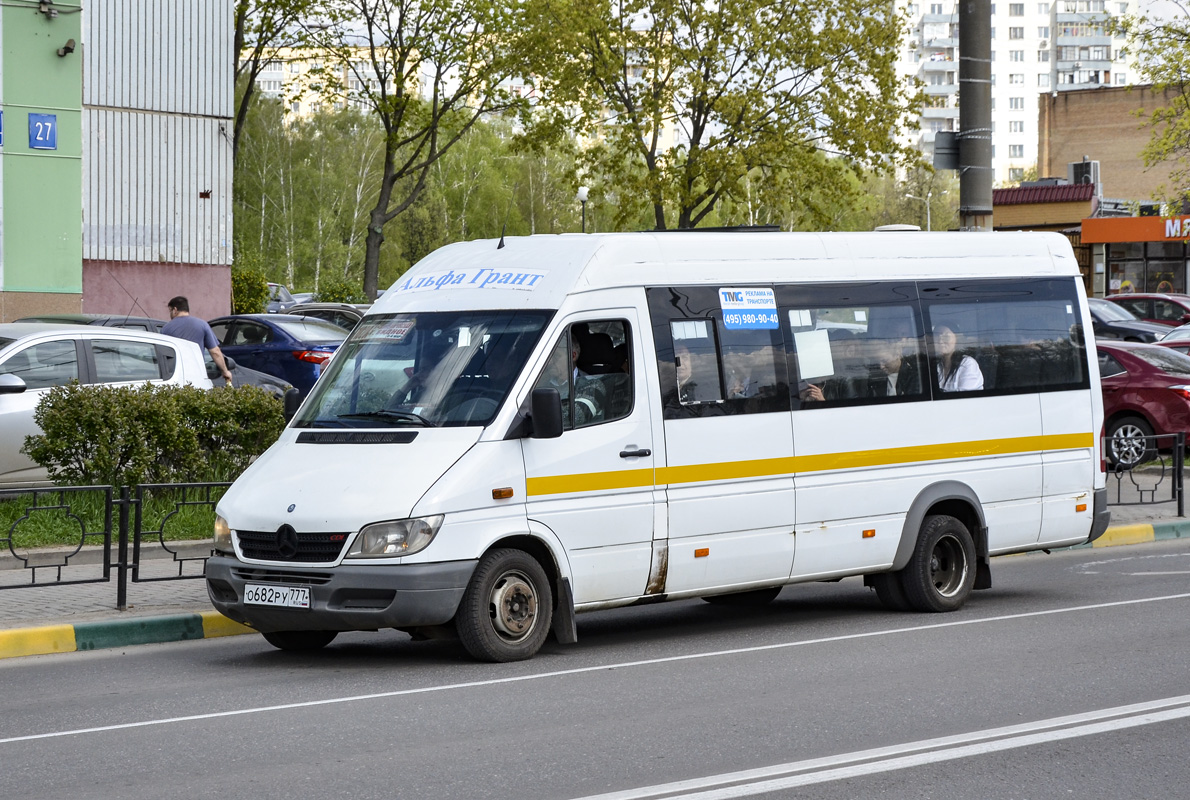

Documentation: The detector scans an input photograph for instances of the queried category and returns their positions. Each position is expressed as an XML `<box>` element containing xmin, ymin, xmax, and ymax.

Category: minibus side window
<box><xmin>531</xmin><ymin>320</ymin><xmax>634</xmax><ymax>430</ymax></box>
<box><xmin>920</xmin><ymin>278</ymin><xmax>1088</xmax><ymax>395</ymax></box>
<box><xmin>780</xmin><ymin>285</ymin><xmax>929</xmax><ymax>410</ymax></box>
<box><xmin>647</xmin><ymin>286</ymin><xmax>790</xmax><ymax>420</ymax></box>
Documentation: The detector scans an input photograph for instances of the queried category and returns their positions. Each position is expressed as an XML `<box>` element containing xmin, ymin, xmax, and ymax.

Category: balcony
<box><xmin>922</xmin><ymin>106</ymin><xmax>960</xmax><ymax>119</ymax></box>
<box><xmin>924</xmin><ymin>84</ymin><xmax>959</xmax><ymax>96</ymax></box>
<box><xmin>921</xmin><ymin>58</ymin><xmax>957</xmax><ymax>72</ymax></box>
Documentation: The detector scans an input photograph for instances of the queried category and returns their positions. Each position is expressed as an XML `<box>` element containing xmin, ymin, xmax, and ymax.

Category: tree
<box><xmin>1113</xmin><ymin>5</ymin><xmax>1190</xmax><ymax>205</ymax></box>
<box><xmin>524</xmin><ymin>0</ymin><xmax>923</xmax><ymax>230</ymax></box>
<box><xmin>233</xmin><ymin>0</ymin><xmax>320</xmax><ymax>160</ymax></box>
<box><xmin>308</xmin><ymin>0</ymin><xmax>529</xmax><ymax>299</ymax></box>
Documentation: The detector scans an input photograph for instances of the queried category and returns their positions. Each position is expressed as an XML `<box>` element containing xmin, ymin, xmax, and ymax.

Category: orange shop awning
<box><xmin>1082</xmin><ymin>216</ymin><xmax>1190</xmax><ymax>244</ymax></box>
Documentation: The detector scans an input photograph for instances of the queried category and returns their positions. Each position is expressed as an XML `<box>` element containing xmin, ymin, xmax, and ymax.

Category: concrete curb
<box><xmin>0</xmin><ymin>611</ymin><xmax>253</xmax><ymax>660</ymax></box>
<box><xmin>2</xmin><ymin>519</ymin><xmax>1189</xmax><ymax>661</ymax></box>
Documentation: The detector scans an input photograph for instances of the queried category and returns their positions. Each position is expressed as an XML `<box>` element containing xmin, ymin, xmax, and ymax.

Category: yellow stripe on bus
<box><xmin>524</xmin><ymin>432</ymin><xmax>1094</xmax><ymax>497</ymax></box>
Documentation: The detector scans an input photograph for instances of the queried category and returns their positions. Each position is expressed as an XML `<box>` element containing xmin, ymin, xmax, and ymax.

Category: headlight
<box><xmin>346</xmin><ymin>515</ymin><xmax>444</xmax><ymax>557</ymax></box>
<box><xmin>214</xmin><ymin>514</ymin><xmax>233</xmax><ymax>552</ymax></box>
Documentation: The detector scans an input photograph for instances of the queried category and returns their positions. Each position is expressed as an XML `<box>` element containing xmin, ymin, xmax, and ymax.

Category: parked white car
<box><xmin>0</xmin><ymin>323</ymin><xmax>213</xmax><ymax>487</ymax></box>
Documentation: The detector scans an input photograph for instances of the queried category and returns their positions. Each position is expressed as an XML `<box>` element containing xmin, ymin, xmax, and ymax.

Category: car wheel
<box><xmin>1106</xmin><ymin>415</ymin><xmax>1155</xmax><ymax>468</ymax></box>
<box><xmin>898</xmin><ymin>514</ymin><xmax>976</xmax><ymax>613</ymax></box>
<box><xmin>261</xmin><ymin>630</ymin><xmax>338</xmax><ymax>651</ymax></box>
<box><xmin>456</xmin><ymin>548</ymin><xmax>553</xmax><ymax>662</ymax></box>
<box><xmin>701</xmin><ymin>587</ymin><xmax>782</xmax><ymax>606</ymax></box>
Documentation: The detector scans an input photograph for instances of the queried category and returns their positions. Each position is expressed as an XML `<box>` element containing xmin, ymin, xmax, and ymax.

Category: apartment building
<box><xmin>247</xmin><ymin>48</ymin><xmax>401</xmax><ymax>118</ymax></box>
<box><xmin>896</xmin><ymin>0</ymin><xmax>1134</xmax><ymax>184</ymax></box>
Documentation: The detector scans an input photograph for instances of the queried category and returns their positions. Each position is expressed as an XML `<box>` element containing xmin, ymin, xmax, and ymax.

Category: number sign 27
<box><xmin>28</xmin><ymin>114</ymin><xmax>57</xmax><ymax>150</ymax></box>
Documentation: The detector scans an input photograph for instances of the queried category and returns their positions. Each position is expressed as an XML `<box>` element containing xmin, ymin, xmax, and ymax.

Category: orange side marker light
<box><xmin>492</xmin><ymin>488</ymin><xmax>514</xmax><ymax>500</ymax></box>
<box><xmin>862</xmin><ymin>529</ymin><xmax>876</xmax><ymax>539</ymax></box>
<box><xmin>694</xmin><ymin>548</ymin><xmax>709</xmax><ymax>558</ymax></box>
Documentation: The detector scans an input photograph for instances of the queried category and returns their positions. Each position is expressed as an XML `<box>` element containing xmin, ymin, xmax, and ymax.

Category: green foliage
<box><xmin>313</xmin><ymin>274</ymin><xmax>366</xmax><ymax>304</ymax></box>
<box><xmin>522</xmin><ymin>0</ymin><xmax>923</xmax><ymax>230</ymax></box>
<box><xmin>231</xmin><ymin>255</ymin><xmax>270</xmax><ymax>314</ymax></box>
<box><xmin>22</xmin><ymin>383</ymin><xmax>285</xmax><ymax>487</ymax></box>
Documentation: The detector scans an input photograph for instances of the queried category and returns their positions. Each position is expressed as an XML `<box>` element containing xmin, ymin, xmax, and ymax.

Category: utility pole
<box><xmin>958</xmin><ymin>0</ymin><xmax>993</xmax><ymax>230</ymax></box>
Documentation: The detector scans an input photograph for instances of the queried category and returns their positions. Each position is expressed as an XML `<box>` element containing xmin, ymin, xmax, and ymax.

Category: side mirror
<box><xmin>0</xmin><ymin>373</ymin><xmax>27</xmax><ymax>394</ymax></box>
<box><xmin>282</xmin><ymin>387</ymin><xmax>302</xmax><ymax>421</ymax></box>
<box><xmin>530</xmin><ymin>388</ymin><xmax>563</xmax><ymax>439</ymax></box>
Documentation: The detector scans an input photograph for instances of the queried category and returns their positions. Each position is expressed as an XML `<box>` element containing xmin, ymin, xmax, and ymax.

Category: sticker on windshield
<box><xmin>719</xmin><ymin>287</ymin><xmax>777</xmax><ymax>330</ymax></box>
<box><xmin>376</xmin><ymin>319</ymin><xmax>415</xmax><ymax>341</ymax></box>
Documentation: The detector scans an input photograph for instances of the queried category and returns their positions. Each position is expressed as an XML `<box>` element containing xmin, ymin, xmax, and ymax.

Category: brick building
<box><xmin>1038</xmin><ymin>84</ymin><xmax>1180</xmax><ymax>200</ymax></box>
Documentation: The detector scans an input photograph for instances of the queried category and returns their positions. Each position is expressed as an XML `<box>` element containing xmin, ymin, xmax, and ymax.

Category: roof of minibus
<box><xmin>369</xmin><ymin>231</ymin><xmax>1079</xmax><ymax>314</ymax></box>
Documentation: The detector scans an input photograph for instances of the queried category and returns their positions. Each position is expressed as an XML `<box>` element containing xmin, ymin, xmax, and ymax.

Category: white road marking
<box><xmin>568</xmin><ymin>695</ymin><xmax>1190</xmax><ymax>800</ymax></box>
<box><xmin>1126</xmin><ymin>571</ymin><xmax>1190</xmax><ymax>575</ymax></box>
<box><xmin>1</xmin><ymin>591</ymin><xmax>1189</xmax><ymax>746</ymax></box>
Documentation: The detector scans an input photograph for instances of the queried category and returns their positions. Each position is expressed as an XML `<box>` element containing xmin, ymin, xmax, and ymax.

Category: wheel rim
<box><xmin>488</xmin><ymin>570</ymin><xmax>538</xmax><ymax>642</ymax></box>
<box><xmin>929</xmin><ymin>534</ymin><xmax>968</xmax><ymax>598</ymax></box>
<box><xmin>1109</xmin><ymin>424</ymin><xmax>1147</xmax><ymax>466</ymax></box>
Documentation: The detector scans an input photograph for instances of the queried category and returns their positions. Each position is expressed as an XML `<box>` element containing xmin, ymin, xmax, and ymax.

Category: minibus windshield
<box><xmin>294</xmin><ymin>310</ymin><xmax>552</xmax><ymax>428</ymax></box>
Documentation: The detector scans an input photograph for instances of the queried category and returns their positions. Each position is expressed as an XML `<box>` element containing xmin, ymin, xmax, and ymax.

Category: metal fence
<box><xmin>0</xmin><ymin>482</ymin><xmax>230</xmax><ymax>609</ymax></box>
<box><xmin>1104</xmin><ymin>432</ymin><xmax>1185</xmax><ymax>516</ymax></box>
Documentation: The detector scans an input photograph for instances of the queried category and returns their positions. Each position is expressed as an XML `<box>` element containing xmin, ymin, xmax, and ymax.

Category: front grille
<box><xmin>235</xmin><ymin>529</ymin><xmax>350</xmax><ymax>562</ymax></box>
<box><xmin>231</xmin><ymin>568</ymin><xmax>335</xmax><ymax>585</ymax></box>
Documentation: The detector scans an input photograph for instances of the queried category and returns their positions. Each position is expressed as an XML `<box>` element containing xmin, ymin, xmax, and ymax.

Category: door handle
<box><xmin>619</xmin><ymin>448</ymin><xmax>651</xmax><ymax>458</ymax></box>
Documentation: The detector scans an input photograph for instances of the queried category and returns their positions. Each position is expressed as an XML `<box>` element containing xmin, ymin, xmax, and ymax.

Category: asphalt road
<box><xmin>2</xmin><ymin>540</ymin><xmax>1189</xmax><ymax>800</ymax></box>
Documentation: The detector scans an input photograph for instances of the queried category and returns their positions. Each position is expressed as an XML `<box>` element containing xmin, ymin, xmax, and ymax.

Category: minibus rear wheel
<box><xmin>899</xmin><ymin>514</ymin><xmax>976</xmax><ymax>613</ymax></box>
<box><xmin>457</xmin><ymin>548</ymin><xmax>553</xmax><ymax>662</ymax></box>
<box><xmin>261</xmin><ymin>630</ymin><xmax>338</xmax><ymax>651</ymax></box>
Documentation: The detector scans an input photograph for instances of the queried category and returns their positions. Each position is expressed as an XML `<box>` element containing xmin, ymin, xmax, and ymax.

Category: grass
<box><xmin>0</xmin><ymin>484</ymin><xmax>229</xmax><ymax>552</ymax></box>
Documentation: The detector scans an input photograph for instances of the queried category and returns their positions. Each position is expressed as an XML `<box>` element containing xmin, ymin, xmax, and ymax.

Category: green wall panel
<box><xmin>1</xmin><ymin>2</ymin><xmax>83</xmax><ymax>293</ymax></box>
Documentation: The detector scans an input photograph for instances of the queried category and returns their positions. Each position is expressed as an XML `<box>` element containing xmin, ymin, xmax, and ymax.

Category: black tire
<box><xmin>261</xmin><ymin>630</ymin><xmax>338</xmax><ymax>651</ymax></box>
<box><xmin>701</xmin><ymin>587</ymin><xmax>782</xmax><ymax>606</ymax></box>
<box><xmin>1106</xmin><ymin>415</ymin><xmax>1155</xmax><ymax>468</ymax></box>
<box><xmin>898</xmin><ymin>514</ymin><xmax>976</xmax><ymax>612</ymax></box>
<box><xmin>869</xmin><ymin>572</ymin><xmax>913</xmax><ymax>612</ymax></box>
<box><xmin>456</xmin><ymin>548</ymin><xmax>553</xmax><ymax>662</ymax></box>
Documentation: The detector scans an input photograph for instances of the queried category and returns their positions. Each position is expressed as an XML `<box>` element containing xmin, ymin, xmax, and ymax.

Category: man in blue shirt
<box><xmin>161</xmin><ymin>296</ymin><xmax>233</xmax><ymax>384</ymax></box>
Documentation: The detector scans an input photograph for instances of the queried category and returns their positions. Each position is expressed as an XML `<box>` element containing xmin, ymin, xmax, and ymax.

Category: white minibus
<box><xmin>206</xmin><ymin>231</ymin><xmax>1109</xmax><ymax>661</ymax></box>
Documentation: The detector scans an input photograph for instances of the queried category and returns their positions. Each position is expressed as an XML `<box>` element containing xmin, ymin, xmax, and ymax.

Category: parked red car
<box><xmin>1105</xmin><ymin>293</ymin><xmax>1190</xmax><ymax>327</ymax></box>
<box><xmin>1098</xmin><ymin>340</ymin><xmax>1190</xmax><ymax>466</ymax></box>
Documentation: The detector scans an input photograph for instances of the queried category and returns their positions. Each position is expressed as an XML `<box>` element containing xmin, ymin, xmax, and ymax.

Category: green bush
<box><xmin>314</xmin><ymin>274</ymin><xmax>366</xmax><ymax>304</ymax></box>
<box><xmin>22</xmin><ymin>383</ymin><xmax>286</xmax><ymax>487</ymax></box>
<box><xmin>231</xmin><ymin>260</ymin><xmax>270</xmax><ymax>314</ymax></box>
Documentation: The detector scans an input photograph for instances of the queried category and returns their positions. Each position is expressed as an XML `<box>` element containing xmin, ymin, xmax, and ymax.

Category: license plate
<box><xmin>244</xmin><ymin>583</ymin><xmax>311</xmax><ymax>609</ymax></box>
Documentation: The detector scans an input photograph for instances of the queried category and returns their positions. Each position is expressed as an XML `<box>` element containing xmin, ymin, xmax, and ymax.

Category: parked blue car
<box><xmin>208</xmin><ymin>314</ymin><xmax>348</xmax><ymax>397</ymax></box>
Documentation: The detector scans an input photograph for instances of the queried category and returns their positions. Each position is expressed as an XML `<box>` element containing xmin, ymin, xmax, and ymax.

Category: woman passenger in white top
<box><xmin>933</xmin><ymin>324</ymin><xmax>984</xmax><ymax>392</ymax></box>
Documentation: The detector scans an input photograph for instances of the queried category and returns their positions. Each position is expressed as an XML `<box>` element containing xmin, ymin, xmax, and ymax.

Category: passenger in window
<box><xmin>934</xmin><ymin>324</ymin><xmax>984</xmax><ymax>392</ymax></box>
<box><xmin>874</xmin><ymin>338</ymin><xmax>924</xmax><ymax>396</ymax></box>
<box><xmin>674</xmin><ymin>343</ymin><xmax>698</xmax><ymax>404</ymax></box>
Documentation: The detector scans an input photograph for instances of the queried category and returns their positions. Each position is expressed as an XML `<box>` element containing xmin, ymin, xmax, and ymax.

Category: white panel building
<box><xmin>81</xmin><ymin>0</ymin><xmax>234</xmax><ymax>319</ymax></box>
<box><xmin>896</xmin><ymin>0</ymin><xmax>1134</xmax><ymax>185</ymax></box>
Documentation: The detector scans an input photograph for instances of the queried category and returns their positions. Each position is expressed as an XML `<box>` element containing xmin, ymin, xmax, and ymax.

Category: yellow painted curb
<box><xmin>199</xmin><ymin>611</ymin><xmax>255</xmax><ymax>639</ymax></box>
<box><xmin>1094</xmin><ymin>524</ymin><xmax>1156</xmax><ymax>548</ymax></box>
<box><xmin>0</xmin><ymin>624</ymin><xmax>77</xmax><ymax>659</ymax></box>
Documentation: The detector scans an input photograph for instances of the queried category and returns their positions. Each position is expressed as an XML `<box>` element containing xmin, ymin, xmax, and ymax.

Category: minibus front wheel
<box><xmin>899</xmin><ymin>514</ymin><xmax>976</xmax><ymax>613</ymax></box>
<box><xmin>456</xmin><ymin>548</ymin><xmax>554</xmax><ymax>662</ymax></box>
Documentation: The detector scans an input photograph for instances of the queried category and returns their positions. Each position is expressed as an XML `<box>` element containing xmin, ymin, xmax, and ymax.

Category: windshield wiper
<box><xmin>336</xmin><ymin>409</ymin><xmax>435</xmax><ymax>427</ymax></box>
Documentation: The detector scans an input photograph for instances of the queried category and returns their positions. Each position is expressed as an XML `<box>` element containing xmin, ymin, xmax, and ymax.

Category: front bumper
<box><xmin>205</xmin><ymin>555</ymin><xmax>477</xmax><ymax>633</ymax></box>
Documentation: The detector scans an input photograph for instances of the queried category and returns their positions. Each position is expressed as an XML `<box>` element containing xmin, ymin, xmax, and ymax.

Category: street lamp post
<box><xmin>906</xmin><ymin>191</ymin><xmax>933</xmax><ymax>232</ymax></box>
<box><xmin>576</xmin><ymin>186</ymin><xmax>589</xmax><ymax>233</ymax></box>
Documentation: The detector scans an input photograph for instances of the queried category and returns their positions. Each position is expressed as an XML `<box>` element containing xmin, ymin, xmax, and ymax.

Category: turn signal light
<box><xmin>694</xmin><ymin>548</ymin><xmax>709</xmax><ymax>558</ymax></box>
<box><xmin>1076</xmin><ymin>503</ymin><xmax>1087</xmax><ymax>512</ymax></box>
<box><xmin>862</xmin><ymin>529</ymin><xmax>875</xmax><ymax>538</ymax></box>
<box><xmin>492</xmin><ymin>487</ymin><xmax>514</xmax><ymax>499</ymax></box>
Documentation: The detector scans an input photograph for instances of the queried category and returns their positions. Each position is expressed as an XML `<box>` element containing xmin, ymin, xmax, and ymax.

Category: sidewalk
<box><xmin>2</xmin><ymin>502</ymin><xmax>1188</xmax><ymax>661</ymax></box>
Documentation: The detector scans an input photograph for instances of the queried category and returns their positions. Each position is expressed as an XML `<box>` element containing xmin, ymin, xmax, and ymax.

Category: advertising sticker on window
<box><xmin>718</xmin><ymin>287</ymin><xmax>777</xmax><ymax>330</ymax></box>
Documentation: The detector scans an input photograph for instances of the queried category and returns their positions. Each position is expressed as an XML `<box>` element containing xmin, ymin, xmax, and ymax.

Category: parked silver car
<box><xmin>281</xmin><ymin>302</ymin><xmax>369</xmax><ymax>331</ymax></box>
<box><xmin>0</xmin><ymin>323</ymin><xmax>212</xmax><ymax>487</ymax></box>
